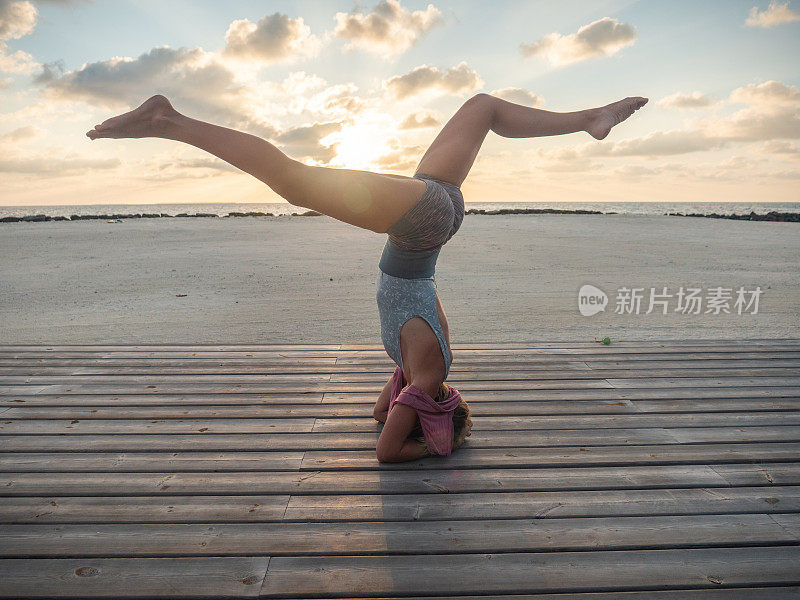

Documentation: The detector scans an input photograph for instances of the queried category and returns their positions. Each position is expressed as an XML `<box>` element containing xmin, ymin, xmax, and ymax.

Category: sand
<box><xmin>1</xmin><ymin>213</ymin><xmax>797</xmax><ymax>344</ymax></box>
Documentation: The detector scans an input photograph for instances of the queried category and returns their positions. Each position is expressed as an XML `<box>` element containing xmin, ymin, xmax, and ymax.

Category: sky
<box><xmin>0</xmin><ymin>0</ymin><xmax>798</xmax><ymax>206</ymax></box>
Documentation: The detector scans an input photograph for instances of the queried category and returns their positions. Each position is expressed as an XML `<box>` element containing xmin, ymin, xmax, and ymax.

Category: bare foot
<box><xmin>586</xmin><ymin>96</ymin><xmax>648</xmax><ymax>141</ymax></box>
<box><xmin>86</xmin><ymin>95</ymin><xmax>178</xmax><ymax>140</ymax></box>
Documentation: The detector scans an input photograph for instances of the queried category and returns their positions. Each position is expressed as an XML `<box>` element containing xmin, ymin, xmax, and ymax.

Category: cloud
<box><xmin>532</xmin><ymin>147</ymin><xmax>602</xmax><ymax>172</ymax></box>
<box><xmin>333</xmin><ymin>0</ymin><xmax>443</xmax><ymax>54</ymax></box>
<box><xmin>745</xmin><ymin>1</ymin><xmax>800</xmax><ymax>27</ymax></box>
<box><xmin>223</xmin><ymin>12</ymin><xmax>321</xmax><ymax>63</ymax></box>
<box><xmin>398</xmin><ymin>111</ymin><xmax>439</xmax><ymax>129</ymax></box>
<box><xmin>375</xmin><ymin>139</ymin><xmax>423</xmax><ymax>170</ymax></box>
<box><xmin>712</xmin><ymin>81</ymin><xmax>800</xmax><ymax>141</ymax></box>
<box><xmin>36</xmin><ymin>46</ymin><xmax>272</xmax><ymax>133</ymax></box>
<box><xmin>711</xmin><ymin>105</ymin><xmax>800</xmax><ymax>141</ymax></box>
<box><xmin>573</xmin><ymin>80</ymin><xmax>800</xmax><ymax>158</ymax></box>
<box><xmin>761</xmin><ymin>140</ymin><xmax>799</xmax><ymax>153</ymax></box>
<box><xmin>658</xmin><ymin>91</ymin><xmax>716</xmax><ymax>109</ymax></box>
<box><xmin>0</xmin><ymin>124</ymin><xmax>37</xmax><ymax>141</ymax></box>
<box><xmin>384</xmin><ymin>61</ymin><xmax>483</xmax><ymax>99</ymax></box>
<box><xmin>0</xmin><ymin>155</ymin><xmax>119</xmax><ymax>173</ymax></box>
<box><xmin>586</xmin><ymin>130</ymin><xmax>729</xmax><ymax>156</ymax></box>
<box><xmin>520</xmin><ymin>17</ymin><xmax>636</xmax><ymax>66</ymax></box>
<box><xmin>730</xmin><ymin>80</ymin><xmax>800</xmax><ymax>105</ymax></box>
<box><xmin>490</xmin><ymin>87</ymin><xmax>544</xmax><ymax>107</ymax></box>
<box><xmin>0</xmin><ymin>0</ymin><xmax>40</xmax><ymax>73</ymax></box>
<box><xmin>0</xmin><ymin>0</ymin><xmax>36</xmax><ymax>40</ymax></box>
<box><xmin>274</xmin><ymin>121</ymin><xmax>341</xmax><ymax>163</ymax></box>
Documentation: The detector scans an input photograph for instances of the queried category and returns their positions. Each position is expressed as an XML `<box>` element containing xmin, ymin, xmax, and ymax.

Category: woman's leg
<box><xmin>86</xmin><ymin>95</ymin><xmax>426</xmax><ymax>233</ymax></box>
<box><xmin>413</xmin><ymin>93</ymin><xmax>648</xmax><ymax>187</ymax></box>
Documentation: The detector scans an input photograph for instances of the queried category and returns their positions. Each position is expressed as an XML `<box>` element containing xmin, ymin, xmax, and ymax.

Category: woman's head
<box><xmin>408</xmin><ymin>383</ymin><xmax>472</xmax><ymax>454</ymax></box>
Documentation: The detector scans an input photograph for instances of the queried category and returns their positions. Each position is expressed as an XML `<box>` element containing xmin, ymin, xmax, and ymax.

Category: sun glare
<box><xmin>323</xmin><ymin>114</ymin><xmax>396</xmax><ymax>170</ymax></box>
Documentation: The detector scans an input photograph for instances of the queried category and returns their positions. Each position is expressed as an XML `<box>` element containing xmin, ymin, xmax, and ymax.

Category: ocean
<box><xmin>1</xmin><ymin>201</ymin><xmax>798</xmax><ymax>220</ymax></box>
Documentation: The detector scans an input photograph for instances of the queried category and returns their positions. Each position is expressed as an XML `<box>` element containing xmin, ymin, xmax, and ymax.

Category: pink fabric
<box><xmin>388</xmin><ymin>366</ymin><xmax>462</xmax><ymax>456</ymax></box>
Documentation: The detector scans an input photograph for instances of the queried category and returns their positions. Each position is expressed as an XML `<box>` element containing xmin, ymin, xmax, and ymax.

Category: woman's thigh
<box><xmin>284</xmin><ymin>164</ymin><xmax>428</xmax><ymax>233</ymax></box>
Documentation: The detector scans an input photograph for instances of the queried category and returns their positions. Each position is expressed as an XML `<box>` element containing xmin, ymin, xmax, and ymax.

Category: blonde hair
<box><xmin>408</xmin><ymin>383</ymin><xmax>473</xmax><ymax>455</ymax></box>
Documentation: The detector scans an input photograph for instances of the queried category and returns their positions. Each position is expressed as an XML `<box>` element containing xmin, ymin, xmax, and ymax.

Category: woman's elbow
<box><xmin>375</xmin><ymin>445</ymin><xmax>401</xmax><ymax>463</ymax></box>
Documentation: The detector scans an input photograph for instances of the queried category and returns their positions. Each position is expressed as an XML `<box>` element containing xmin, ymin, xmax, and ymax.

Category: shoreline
<box><xmin>2</xmin><ymin>208</ymin><xmax>799</xmax><ymax>223</ymax></box>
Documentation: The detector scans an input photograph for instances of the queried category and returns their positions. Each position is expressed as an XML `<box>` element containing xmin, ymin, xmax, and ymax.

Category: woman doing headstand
<box><xmin>86</xmin><ymin>91</ymin><xmax>648</xmax><ymax>463</ymax></box>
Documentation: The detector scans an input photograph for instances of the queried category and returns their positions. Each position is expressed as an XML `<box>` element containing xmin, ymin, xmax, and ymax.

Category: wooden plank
<box><xmin>228</xmin><ymin>588</ymin><xmax>800</xmax><ymax>600</ymax></box>
<box><xmin>7</xmin><ymin>366</ymin><xmax>800</xmax><ymax>379</ymax></box>
<box><xmin>0</xmin><ymin>557</ymin><xmax>269</xmax><ymax>598</ymax></box>
<box><xmin>0</xmin><ymin>340</ymin><xmax>795</xmax><ymax>352</ymax></box>
<box><xmin>4</xmin><ymin>368</ymin><xmax>800</xmax><ymax>384</ymax></box>
<box><xmin>2</xmin><ymin>412</ymin><xmax>799</xmax><ymax>435</ymax></box>
<box><xmin>4</xmin><ymin>346</ymin><xmax>800</xmax><ymax>362</ymax></box>
<box><xmin>5</xmin><ymin>389</ymin><xmax>799</xmax><ymax>410</ymax></box>
<box><xmin>298</xmin><ymin>443</ymin><xmax>800</xmax><ymax>471</ymax></box>
<box><xmin>0</xmin><ymin>378</ymin><xmax>615</xmax><ymax>395</ymax></box>
<box><xmin>2</xmin><ymin>514</ymin><xmax>798</xmax><ymax>557</ymax></box>
<box><xmin>311</xmin><ymin>413</ymin><xmax>800</xmax><ymax>433</ymax></box>
<box><xmin>334</xmin><ymin>351</ymin><xmax>800</xmax><ymax>363</ymax></box>
<box><xmin>3</xmin><ymin>426</ymin><xmax>797</xmax><ymax>452</ymax></box>
<box><xmin>260</xmin><ymin>546</ymin><xmax>800</xmax><ymax>596</ymax></box>
<box><xmin>2</xmin><ymin>463</ymin><xmax>799</xmax><ymax>496</ymax></box>
<box><xmin>0</xmin><ymin>418</ymin><xmax>317</xmax><ymax>435</ymax></box>
<box><xmin>6</xmin><ymin>354</ymin><xmax>800</xmax><ymax>370</ymax></box>
<box><xmin>2</xmin><ymin>443</ymin><xmax>798</xmax><ymax>473</ymax></box>
<box><xmin>4</xmin><ymin>398</ymin><xmax>799</xmax><ymax>417</ymax></box>
<box><xmin>320</xmin><ymin>387</ymin><xmax>800</xmax><ymax>402</ymax></box>
<box><xmin>607</xmin><ymin>376</ymin><xmax>800</xmax><ymax>388</ymax></box>
<box><xmin>283</xmin><ymin>486</ymin><xmax>800</xmax><ymax>523</ymax></box>
<box><xmin>3</xmin><ymin>486</ymin><xmax>797</xmax><ymax>524</ymax></box>
<box><xmin>326</xmin><ymin>368</ymin><xmax>800</xmax><ymax>382</ymax></box>
<box><xmin>6</xmin><ymin>356</ymin><xmax>800</xmax><ymax>369</ymax></box>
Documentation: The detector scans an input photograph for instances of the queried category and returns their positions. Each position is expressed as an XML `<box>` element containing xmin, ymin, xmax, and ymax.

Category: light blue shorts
<box><xmin>375</xmin><ymin>173</ymin><xmax>465</xmax><ymax>379</ymax></box>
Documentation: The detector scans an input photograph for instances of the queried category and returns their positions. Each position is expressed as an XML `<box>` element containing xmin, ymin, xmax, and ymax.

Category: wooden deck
<box><xmin>0</xmin><ymin>340</ymin><xmax>799</xmax><ymax>598</ymax></box>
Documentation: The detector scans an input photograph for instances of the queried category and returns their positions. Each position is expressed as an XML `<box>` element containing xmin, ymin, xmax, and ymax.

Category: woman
<box><xmin>86</xmin><ymin>91</ymin><xmax>648</xmax><ymax>463</ymax></box>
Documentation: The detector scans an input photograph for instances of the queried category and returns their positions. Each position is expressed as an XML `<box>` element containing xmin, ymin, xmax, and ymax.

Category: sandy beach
<box><xmin>1</xmin><ymin>213</ymin><xmax>797</xmax><ymax>344</ymax></box>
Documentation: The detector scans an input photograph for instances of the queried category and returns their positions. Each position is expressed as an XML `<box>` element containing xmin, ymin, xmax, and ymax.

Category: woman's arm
<box><xmin>376</xmin><ymin>403</ymin><xmax>429</xmax><ymax>463</ymax></box>
<box><xmin>372</xmin><ymin>376</ymin><xmax>393</xmax><ymax>423</ymax></box>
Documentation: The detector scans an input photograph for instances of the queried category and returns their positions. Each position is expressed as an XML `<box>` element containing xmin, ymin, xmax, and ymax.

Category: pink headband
<box><xmin>388</xmin><ymin>366</ymin><xmax>462</xmax><ymax>456</ymax></box>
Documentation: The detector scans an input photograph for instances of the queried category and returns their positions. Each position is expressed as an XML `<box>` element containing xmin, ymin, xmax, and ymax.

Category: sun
<box><xmin>321</xmin><ymin>113</ymin><xmax>396</xmax><ymax>170</ymax></box>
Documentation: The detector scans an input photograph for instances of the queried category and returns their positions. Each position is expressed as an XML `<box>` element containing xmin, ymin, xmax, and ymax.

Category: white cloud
<box><xmin>490</xmin><ymin>87</ymin><xmax>544</xmax><ymax>107</ymax></box>
<box><xmin>223</xmin><ymin>12</ymin><xmax>321</xmax><ymax>63</ymax></box>
<box><xmin>532</xmin><ymin>147</ymin><xmax>602</xmax><ymax>172</ymax></box>
<box><xmin>333</xmin><ymin>0</ymin><xmax>443</xmax><ymax>54</ymax></box>
<box><xmin>658</xmin><ymin>91</ymin><xmax>716</xmax><ymax>109</ymax></box>
<box><xmin>274</xmin><ymin>121</ymin><xmax>341</xmax><ymax>164</ymax></box>
<box><xmin>730</xmin><ymin>80</ymin><xmax>800</xmax><ymax>105</ymax></box>
<box><xmin>710</xmin><ymin>105</ymin><xmax>800</xmax><ymax>141</ymax></box>
<box><xmin>761</xmin><ymin>140</ymin><xmax>800</xmax><ymax>153</ymax></box>
<box><xmin>0</xmin><ymin>0</ymin><xmax>37</xmax><ymax>40</ymax></box>
<box><xmin>520</xmin><ymin>17</ymin><xmax>637</xmax><ymax>66</ymax></box>
<box><xmin>375</xmin><ymin>139</ymin><xmax>423</xmax><ymax>170</ymax></box>
<box><xmin>0</xmin><ymin>124</ymin><xmax>38</xmax><ymax>141</ymax></box>
<box><xmin>745</xmin><ymin>1</ymin><xmax>800</xmax><ymax>27</ymax></box>
<box><xmin>35</xmin><ymin>46</ymin><xmax>273</xmax><ymax>134</ymax></box>
<box><xmin>0</xmin><ymin>155</ymin><xmax>119</xmax><ymax>173</ymax></box>
<box><xmin>384</xmin><ymin>61</ymin><xmax>483</xmax><ymax>99</ymax></box>
<box><xmin>586</xmin><ymin>130</ymin><xmax>729</xmax><ymax>156</ymax></box>
<box><xmin>398</xmin><ymin>111</ymin><xmax>439</xmax><ymax>129</ymax></box>
<box><xmin>0</xmin><ymin>0</ymin><xmax>40</xmax><ymax>73</ymax></box>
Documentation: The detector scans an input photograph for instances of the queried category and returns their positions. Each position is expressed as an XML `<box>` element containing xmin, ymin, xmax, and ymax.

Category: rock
<box><xmin>0</xmin><ymin>216</ymin><xmax>22</xmax><ymax>222</ymax></box>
